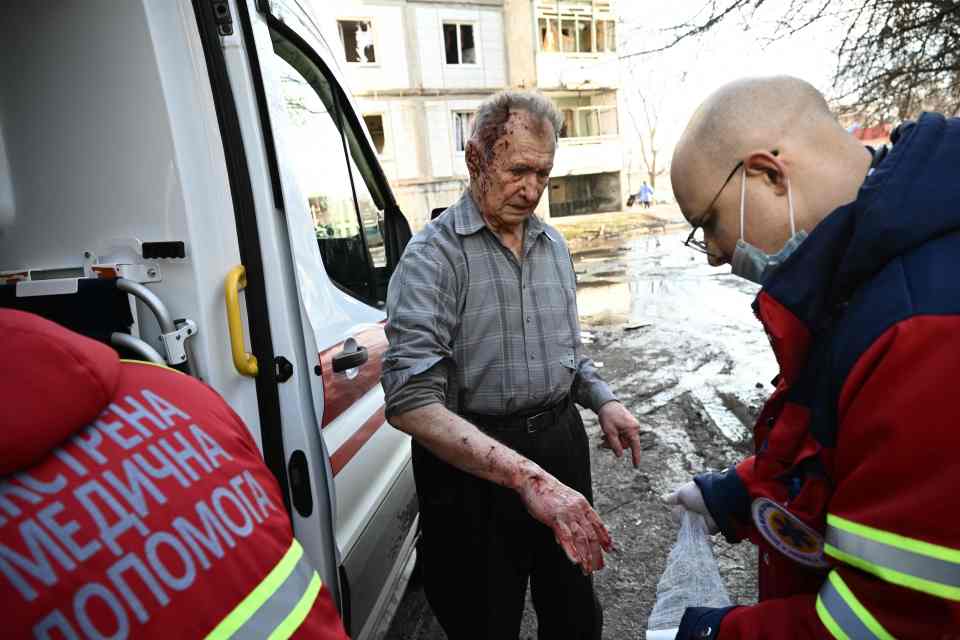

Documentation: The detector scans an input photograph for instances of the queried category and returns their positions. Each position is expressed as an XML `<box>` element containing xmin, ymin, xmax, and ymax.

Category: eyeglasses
<box><xmin>683</xmin><ymin>160</ymin><xmax>743</xmax><ymax>257</ymax></box>
<box><xmin>683</xmin><ymin>150</ymin><xmax>780</xmax><ymax>256</ymax></box>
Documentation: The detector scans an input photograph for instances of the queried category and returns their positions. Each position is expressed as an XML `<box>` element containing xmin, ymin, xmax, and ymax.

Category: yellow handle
<box><xmin>225</xmin><ymin>265</ymin><xmax>259</xmax><ymax>377</ymax></box>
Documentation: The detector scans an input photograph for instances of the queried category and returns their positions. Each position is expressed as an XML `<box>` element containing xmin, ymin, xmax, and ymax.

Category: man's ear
<box><xmin>744</xmin><ymin>151</ymin><xmax>789</xmax><ymax>195</ymax></box>
<box><xmin>465</xmin><ymin>140</ymin><xmax>483</xmax><ymax>182</ymax></box>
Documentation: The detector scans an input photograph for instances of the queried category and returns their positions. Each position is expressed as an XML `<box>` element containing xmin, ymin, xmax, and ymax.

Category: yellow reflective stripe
<box><xmin>826</xmin><ymin>571</ymin><xmax>896</xmax><ymax>640</ymax></box>
<box><xmin>816</xmin><ymin>595</ymin><xmax>850</xmax><ymax>640</ymax></box>
<box><xmin>204</xmin><ymin>540</ymin><xmax>304</xmax><ymax>640</ymax></box>
<box><xmin>267</xmin><ymin>573</ymin><xmax>322</xmax><ymax>640</ymax></box>
<box><xmin>825</xmin><ymin>543</ymin><xmax>960</xmax><ymax>602</ymax></box>
<box><xmin>827</xmin><ymin>514</ymin><xmax>960</xmax><ymax>565</ymax></box>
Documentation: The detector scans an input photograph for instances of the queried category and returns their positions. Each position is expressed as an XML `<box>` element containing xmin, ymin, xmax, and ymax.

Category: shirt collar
<box><xmin>454</xmin><ymin>190</ymin><xmax>553</xmax><ymax>243</ymax></box>
<box><xmin>453</xmin><ymin>191</ymin><xmax>487</xmax><ymax>236</ymax></box>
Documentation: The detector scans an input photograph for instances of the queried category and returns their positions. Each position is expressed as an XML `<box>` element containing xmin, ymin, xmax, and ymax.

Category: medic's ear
<box><xmin>745</xmin><ymin>149</ymin><xmax>789</xmax><ymax>195</ymax></box>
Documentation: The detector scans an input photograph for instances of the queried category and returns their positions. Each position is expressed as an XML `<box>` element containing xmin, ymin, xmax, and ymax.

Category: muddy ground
<box><xmin>386</xmin><ymin>213</ymin><xmax>777</xmax><ymax>639</ymax></box>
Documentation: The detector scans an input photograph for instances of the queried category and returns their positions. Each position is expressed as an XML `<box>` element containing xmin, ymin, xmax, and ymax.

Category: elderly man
<box><xmin>667</xmin><ymin>76</ymin><xmax>960</xmax><ymax>638</ymax></box>
<box><xmin>382</xmin><ymin>90</ymin><xmax>642</xmax><ymax>639</ymax></box>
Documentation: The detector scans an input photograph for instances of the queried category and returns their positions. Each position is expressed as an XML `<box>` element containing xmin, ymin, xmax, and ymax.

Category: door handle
<box><xmin>225</xmin><ymin>265</ymin><xmax>259</xmax><ymax>377</ymax></box>
<box><xmin>332</xmin><ymin>343</ymin><xmax>368</xmax><ymax>373</ymax></box>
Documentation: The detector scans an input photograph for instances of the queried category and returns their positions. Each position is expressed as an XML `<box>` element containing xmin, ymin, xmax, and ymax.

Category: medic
<box><xmin>667</xmin><ymin>76</ymin><xmax>960</xmax><ymax>638</ymax></box>
<box><xmin>0</xmin><ymin>309</ymin><xmax>348</xmax><ymax>639</ymax></box>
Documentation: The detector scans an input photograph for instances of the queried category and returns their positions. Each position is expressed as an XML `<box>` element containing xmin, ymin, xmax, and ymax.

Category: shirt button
<box><xmin>526</xmin><ymin>317</ymin><xmax>531</xmax><ymax>324</ymax></box>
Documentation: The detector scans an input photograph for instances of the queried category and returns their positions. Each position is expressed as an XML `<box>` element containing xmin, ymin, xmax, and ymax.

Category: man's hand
<box><xmin>664</xmin><ymin>481</ymin><xmax>718</xmax><ymax>534</ymax></box>
<box><xmin>392</xmin><ymin>404</ymin><xmax>614</xmax><ymax>573</ymax></box>
<box><xmin>597</xmin><ymin>401</ymin><xmax>642</xmax><ymax>467</ymax></box>
<box><xmin>518</xmin><ymin>471</ymin><xmax>613</xmax><ymax>574</ymax></box>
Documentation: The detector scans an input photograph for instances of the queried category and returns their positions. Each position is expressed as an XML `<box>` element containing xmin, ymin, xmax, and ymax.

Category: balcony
<box><xmin>535</xmin><ymin>1</ymin><xmax>618</xmax><ymax>89</ymax></box>
<box><xmin>552</xmin><ymin>135</ymin><xmax>623</xmax><ymax>176</ymax></box>
<box><xmin>537</xmin><ymin>52</ymin><xmax>619</xmax><ymax>90</ymax></box>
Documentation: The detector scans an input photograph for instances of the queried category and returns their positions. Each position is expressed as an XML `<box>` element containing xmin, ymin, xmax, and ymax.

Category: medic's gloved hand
<box><xmin>664</xmin><ymin>481</ymin><xmax>718</xmax><ymax>534</ymax></box>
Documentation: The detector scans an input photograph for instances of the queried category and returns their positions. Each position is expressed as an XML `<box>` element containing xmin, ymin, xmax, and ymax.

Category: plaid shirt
<box><xmin>382</xmin><ymin>191</ymin><xmax>615</xmax><ymax>417</ymax></box>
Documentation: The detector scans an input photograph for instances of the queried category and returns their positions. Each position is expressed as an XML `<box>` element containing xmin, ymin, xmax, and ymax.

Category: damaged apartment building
<box><xmin>327</xmin><ymin>0</ymin><xmax>626</xmax><ymax>230</ymax></box>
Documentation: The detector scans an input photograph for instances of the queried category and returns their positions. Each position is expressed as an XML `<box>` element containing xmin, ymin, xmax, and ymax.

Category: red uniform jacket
<box><xmin>679</xmin><ymin>114</ymin><xmax>960</xmax><ymax>639</ymax></box>
<box><xmin>0</xmin><ymin>309</ymin><xmax>349</xmax><ymax>639</ymax></box>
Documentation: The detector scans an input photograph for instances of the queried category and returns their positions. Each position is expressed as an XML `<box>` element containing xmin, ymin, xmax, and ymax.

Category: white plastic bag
<box><xmin>646</xmin><ymin>511</ymin><xmax>732</xmax><ymax>634</ymax></box>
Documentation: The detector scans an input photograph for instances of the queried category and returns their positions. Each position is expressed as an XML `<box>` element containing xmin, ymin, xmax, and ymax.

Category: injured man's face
<box><xmin>467</xmin><ymin>109</ymin><xmax>556</xmax><ymax>233</ymax></box>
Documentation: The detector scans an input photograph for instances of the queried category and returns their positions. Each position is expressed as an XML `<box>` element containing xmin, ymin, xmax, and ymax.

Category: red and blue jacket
<box><xmin>679</xmin><ymin>112</ymin><xmax>960</xmax><ymax>639</ymax></box>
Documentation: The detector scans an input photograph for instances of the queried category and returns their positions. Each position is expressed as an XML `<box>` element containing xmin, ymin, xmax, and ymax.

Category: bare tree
<box><xmin>623</xmin><ymin>0</ymin><xmax>960</xmax><ymax>121</ymax></box>
<box><xmin>622</xmin><ymin>63</ymin><xmax>686</xmax><ymax>190</ymax></box>
<box><xmin>633</xmin><ymin>87</ymin><xmax>667</xmax><ymax>189</ymax></box>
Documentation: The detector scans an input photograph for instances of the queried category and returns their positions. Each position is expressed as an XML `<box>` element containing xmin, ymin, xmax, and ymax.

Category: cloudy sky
<box><xmin>617</xmin><ymin>0</ymin><xmax>846</xmax><ymax>188</ymax></box>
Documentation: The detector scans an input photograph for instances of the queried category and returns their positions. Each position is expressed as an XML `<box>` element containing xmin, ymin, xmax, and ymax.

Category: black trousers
<box><xmin>412</xmin><ymin>404</ymin><xmax>602</xmax><ymax>640</ymax></box>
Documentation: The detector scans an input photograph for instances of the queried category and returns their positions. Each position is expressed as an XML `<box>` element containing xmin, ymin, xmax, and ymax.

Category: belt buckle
<box><xmin>525</xmin><ymin>409</ymin><xmax>553</xmax><ymax>434</ymax></box>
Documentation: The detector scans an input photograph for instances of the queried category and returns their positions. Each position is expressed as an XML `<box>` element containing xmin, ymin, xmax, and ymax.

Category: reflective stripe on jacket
<box><xmin>0</xmin><ymin>309</ymin><xmax>349</xmax><ymax>639</ymax></box>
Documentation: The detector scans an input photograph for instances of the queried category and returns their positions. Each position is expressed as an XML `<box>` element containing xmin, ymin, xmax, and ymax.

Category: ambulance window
<box><xmin>272</xmin><ymin>34</ymin><xmax>384</xmax><ymax>305</ymax></box>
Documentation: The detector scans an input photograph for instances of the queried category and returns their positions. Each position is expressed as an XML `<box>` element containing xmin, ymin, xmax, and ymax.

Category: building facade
<box><xmin>506</xmin><ymin>0</ymin><xmax>625</xmax><ymax>218</ymax></box>
<box><xmin>327</xmin><ymin>0</ymin><xmax>624</xmax><ymax>229</ymax></box>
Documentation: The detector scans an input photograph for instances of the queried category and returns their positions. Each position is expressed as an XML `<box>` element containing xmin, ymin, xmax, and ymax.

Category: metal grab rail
<box><xmin>116</xmin><ymin>278</ymin><xmax>197</xmax><ymax>377</ymax></box>
<box><xmin>117</xmin><ymin>277</ymin><xmax>175</xmax><ymax>334</ymax></box>
<box><xmin>110</xmin><ymin>332</ymin><xmax>165</xmax><ymax>366</ymax></box>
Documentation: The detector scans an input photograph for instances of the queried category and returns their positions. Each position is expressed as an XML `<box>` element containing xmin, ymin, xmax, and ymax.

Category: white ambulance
<box><xmin>0</xmin><ymin>1</ymin><xmax>418</xmax><ymax>637</ymax></box>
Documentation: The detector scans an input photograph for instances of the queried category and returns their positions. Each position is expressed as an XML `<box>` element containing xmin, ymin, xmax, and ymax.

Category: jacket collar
<box><xmin>755</xmin><ymin>113</ymin><xmax>959</xmax><ymax>375</ymax></box>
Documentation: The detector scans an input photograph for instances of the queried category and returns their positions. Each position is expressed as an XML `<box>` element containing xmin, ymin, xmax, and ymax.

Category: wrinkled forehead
<box><xmin>492</xmin><ymin>112</ymin><xmax>556</xmax><ymax>164</ymax></box>
<box><xmin>504</xmin><ymin>108</ymin><xmax>555</xmax><ymax>136</ymax></box>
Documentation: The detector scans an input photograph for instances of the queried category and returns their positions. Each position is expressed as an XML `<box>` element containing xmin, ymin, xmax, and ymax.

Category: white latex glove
<box><xmin>664</xmin><ymin>481</ymin><xmax>718</xmax><ymax>534</ymax></box>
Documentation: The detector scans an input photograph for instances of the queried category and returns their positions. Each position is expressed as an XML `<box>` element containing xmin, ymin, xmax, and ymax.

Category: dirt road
<box><xmin>386</xmin><ymin>219</ymin><xmax>776</xmax><ymax>639</ymax></box>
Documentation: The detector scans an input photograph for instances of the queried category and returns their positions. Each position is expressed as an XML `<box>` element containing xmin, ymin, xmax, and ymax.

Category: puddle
<box><xmin>592</xmin><ymin>269</ymin><xmax>627</xmax><ymax>278</ymax></box>
<box><xmin>577</xmin><ymin>279</ymin><xmax>623</xmax><ymax>290</ymax></box>
<box><xmin>575</xmin><ymin>230</ymin><xmax>778</xmax><ymax>440</ymax></box>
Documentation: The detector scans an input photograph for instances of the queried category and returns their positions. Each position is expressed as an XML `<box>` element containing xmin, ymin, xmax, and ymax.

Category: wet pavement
<box><xmin>385</xmin><ymin>227</ymin><xmax>776</xmax><ymax>639</ymax></box>
<box><xmin>573</xmin><ymin>232</ymin><xmax>776</xmax><ymax>443</ymax></box>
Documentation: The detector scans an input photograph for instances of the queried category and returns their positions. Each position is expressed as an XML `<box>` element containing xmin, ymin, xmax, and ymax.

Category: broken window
<box><xmin>537</xmin><ymin>2</ymin><xmax>616</xmax><ymax>53</ymax></box>
<box><xmin>338</xmin><ymin>20</ymin><xmax>376</xmax><ymax>64</ymax></box>
<box><xmin>577</xmin><ymin>18</ymin><xmax>593</xmax><ymax>52</ymax></box>
<box><xmin>443</xmin><ymin>23</ymin><xmax>477</xmax><ymax>64</ymax></box>
<box><xmin>555</xmin><ymin>101</ymin><xmax>618</xmax><ymax>138</ymax></box>
<box><xmin>549</xmin><ymin>172</ymin><xmax>621</xmax><ymax>217</ymax></box>
<box><xmin>363</xmin><ymin>114</ymin><xmax>385</xmax><ymax>155</ymax></box>
<box><xmin>539</xmin><ymin>17</ymin><xmax>560</xmax><ymax>52</ymax></box>
<box><xmin>453</xmin><ymin>111</ymin><xmax>477</xmax><ymax>152</ymax></box>
<box><xmin>596</xmin><ymin>20</ymin><xmax>615</xmax><ymax>52</ymax></box>
<box><xmin>597</xmin><ymin>107</ymin><xmax>618</xmax><ymax>135</ymax></box>
<box><xmin>576</xmin><ymin>108</ymin><xmax>599</xmax><ymax>137</ymax></box>
<box><xmin>560</xmin><ymin>19</ymin><xmax>576</xmax><ymax>52</ymax></box>
<box><xmin>560</xmin><ymin>109</ymin><xmax>575</xmax><ymax>138</ymax></box>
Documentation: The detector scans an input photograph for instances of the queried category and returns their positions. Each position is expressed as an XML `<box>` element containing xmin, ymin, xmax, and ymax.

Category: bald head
<box><xmin>669</xmin><ymin>75</ymin><xmax>873</xmax><ymax>267</ymax></box>
<box><xmin>672</xmin><ymin>76</ymin><xmax>834</xmax><ymax>207</ymax></box>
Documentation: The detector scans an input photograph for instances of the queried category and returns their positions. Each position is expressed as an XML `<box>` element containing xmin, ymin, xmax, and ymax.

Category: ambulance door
<box><xmin>254</xmin><ymin>13</ymin><xmax>416</xmax><ymax>636</ymax></box>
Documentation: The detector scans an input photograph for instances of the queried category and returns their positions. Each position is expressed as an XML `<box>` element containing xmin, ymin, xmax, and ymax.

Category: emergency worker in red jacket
<box><xmin>666</xmin><ymin>76</ymin><xmax>960</xmax><ymax>638</ymax></box>
<box><xmin>0</xmin><ymin>309</ymin><xmax>348</xmax><ymax>639</ymax></box>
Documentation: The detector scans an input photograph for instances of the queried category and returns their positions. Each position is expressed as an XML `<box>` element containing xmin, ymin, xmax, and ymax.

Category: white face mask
<box><xmin>730</xmin><ymin>165</ymin><xmax>808</xmax><ymax>285</ymax></box>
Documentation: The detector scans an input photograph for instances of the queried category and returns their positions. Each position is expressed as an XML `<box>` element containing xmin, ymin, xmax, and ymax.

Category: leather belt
<box><xmin>465</xmin><ymin>394</ymin><xmax>571</xmax><ymax>434</ymax></box>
